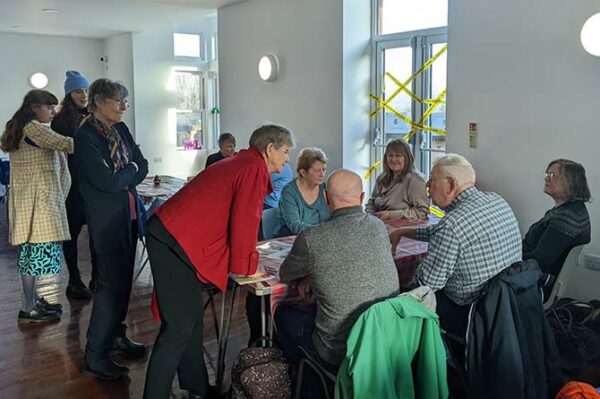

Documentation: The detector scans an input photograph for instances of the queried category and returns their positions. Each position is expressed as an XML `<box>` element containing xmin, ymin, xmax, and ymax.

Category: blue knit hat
<box><xmin>64</xmin><ymin>70</ymin><xmax>89</xmax><ymax>95</ymax></box>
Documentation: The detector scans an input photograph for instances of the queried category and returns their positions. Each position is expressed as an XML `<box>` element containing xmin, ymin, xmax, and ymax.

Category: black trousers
<box><xmin>143</xmin><ymin>217</ymin><xmax>209</xmax><ymax>399</ymax></box>
<box><xmin>84</xmin><ymin>221</ymin><xmax>137</xmax><ymax>362</ymax></box>
<box><xmin>63</xmin><ymin>189</ymin><xmax>97</xmax><ymax>284</ymax></box>
<box><xmin>435</xmin><ymin>290</ymin><xmax>471</xmax><ymax>339</ymax></box>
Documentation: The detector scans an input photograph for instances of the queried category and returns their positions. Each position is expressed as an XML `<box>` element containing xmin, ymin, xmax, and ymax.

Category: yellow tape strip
<box><xmin>403</xmin><ymin>89</ymin><xmax>447</xmax><ymax>142</ymax></box>
<box><xmin>384</xmin><ymin>72</ymin><xmax>423</xmax><ymax>104</ymax></box>
<box><xmin>370</xmin><ymin>45</ymin><xmax>447</xmax><ymax>118</ymax></box>
<box><xmin>363</xmin><ymin>159</ymin><xmax>383</xmax><ymax>180</ymax></box>
<box><xmin>429</xmin><ymin>206</ymin><xmax>445</xmax><ymax>218</ymax></box>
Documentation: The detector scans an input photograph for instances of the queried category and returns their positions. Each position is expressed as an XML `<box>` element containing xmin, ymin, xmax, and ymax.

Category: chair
<box><xmin>261</xmin><ymin>207</ymin><xmax>281</xmax><ymax>240</ymax></box>
<box><xmin>542</xmin><ymin>244</ymin><xmax>585</xmax><ymax>310</ymax></box>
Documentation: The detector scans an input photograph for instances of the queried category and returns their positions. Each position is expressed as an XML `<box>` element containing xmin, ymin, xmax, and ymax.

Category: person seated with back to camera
<box><xmin>366</xmin><ymin>139</ymin><xmax>429</xmax><ymax>221</ymax></box>
<box><xmin>389</xmin><ymin>154</ymin><xmax>522</xmax><ymax>339</ymax></box>
<box><xmin>205</xmin><ymin>132</ymin><xmax>236</xmax><ymax>168</ymax></box>
<box><xmin>275</xmin><ymin>147</ymin><xmax>330</xmax><ymax>237</ymax></box>
<box><xmin>523</xmin><ymin>159</ymin><xmax>591</xmax><ymax>298</ymax></box>
<box><xmin>276</xmin><ymin>169</ymin><xmax>400</xmax><ymax>376</ymax></box>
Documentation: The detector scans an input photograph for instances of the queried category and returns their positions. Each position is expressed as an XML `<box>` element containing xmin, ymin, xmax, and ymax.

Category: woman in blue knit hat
<box><xmin>51</xmin><ymin>70</ymin><xmax>95</xmax><ymax>300</ymax></box>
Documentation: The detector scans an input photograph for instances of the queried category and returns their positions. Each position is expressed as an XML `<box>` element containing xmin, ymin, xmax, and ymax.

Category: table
<box><xmin>133</xmin><ymin>175</ymin><xmax>186</xmax><ymax>282</ymax></box>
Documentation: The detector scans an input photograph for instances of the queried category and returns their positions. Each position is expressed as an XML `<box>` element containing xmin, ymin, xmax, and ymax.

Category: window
<box><xmin>173</xmin><ymin>33</ymin><xmax>201</xmax><ymax>58</ymax></box>
<box><xmin>173</xmin><ymin>70</ymin><xmax>205</xmax><ymax>150</ymax></box>
<box><xmin>371</xmin><ymin>0</ymin><xmax>447</xmax><ymax>180</ymax></box>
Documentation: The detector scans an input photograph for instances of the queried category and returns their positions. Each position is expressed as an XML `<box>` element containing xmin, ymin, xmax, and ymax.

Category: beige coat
<box><xmin>8</xmin><ymin>120</ymin><xmax>73</xmax><ymax>245</ymax></box>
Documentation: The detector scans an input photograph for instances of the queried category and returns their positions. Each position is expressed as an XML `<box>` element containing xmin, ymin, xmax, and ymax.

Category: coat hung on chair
<box><xmin>466</xmin><ymin>259</ymin><xmax>563</xmax><ymax>399</ymax></box>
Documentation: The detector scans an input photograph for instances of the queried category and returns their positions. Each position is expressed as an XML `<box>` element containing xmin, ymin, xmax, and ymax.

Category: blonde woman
<box><xmin>366</xmin><ymin>139</ymin><xmax>429</xmax><ymax>220</ymax></box>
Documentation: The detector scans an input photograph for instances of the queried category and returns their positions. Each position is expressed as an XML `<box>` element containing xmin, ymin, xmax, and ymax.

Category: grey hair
<box><xmin>296</xmin><ymin>147</ymin><xmax>327</xmax><ymax>174</ymax></box>
<box><xmin>88</xmin><ymin>78</ymin><xmax>128</xmax><ymax>112</ymax></box>
<box><xmin>434</xmin><ymin>154</ymin><xmax>476</xmax><ymax>187</ymax></box>
<box><xmin>249</xmin><ymin>124</ymin><xmax>295</xmax><ymax>152</ymax></box>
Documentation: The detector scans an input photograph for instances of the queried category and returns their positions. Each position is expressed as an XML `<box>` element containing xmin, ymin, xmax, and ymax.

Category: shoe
<box><xmin>66</xmin><ymin>280</ymin><xmax>92</xmax><ymax>300</ymax></box>
<box><xmin>88</xmin><ymin>279</ymin><xmax>97</xmax><ymax>293</ymax></box>
<box><xmin>18</xmin><ymin>305</ymin><xmax>61</xmax><ymax>324</ymax></box>
<box><xmin>111</xmin><ymin>336</ymin><xmax>147</xmax><ymax>358</ymax></box>
<box><xmin>83</xmin><ymin>358</ymin><xmax>129</xmax><ymax>380</ymax></box>
<box><xmin>36</xmin><ymin>297</ymin><xmax>62</xmax><ymax>314</ymax></box>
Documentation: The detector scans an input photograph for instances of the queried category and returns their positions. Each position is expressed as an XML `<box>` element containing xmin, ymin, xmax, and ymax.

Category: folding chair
<box><xmin>542</xmin><ymin>244</ymin><xmax>585</xmax><ymax>310</ymax></box>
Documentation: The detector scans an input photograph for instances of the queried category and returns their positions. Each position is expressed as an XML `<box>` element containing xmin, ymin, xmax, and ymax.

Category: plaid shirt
<box><xmin>415</xmin><ymin>187</ymin><xmax>521</xmax><ymax>305</ymax></box>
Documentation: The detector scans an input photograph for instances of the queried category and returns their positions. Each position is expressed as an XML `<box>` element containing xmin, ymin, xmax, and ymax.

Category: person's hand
<box><xmin>389</xmin><ymin>229</ymin><xmax>402</xmax><ymax>255</ymax></box>
<box><xmin>374</xmin><ymin>211</ymin><xmax>391</xmax><ymax>220</ymax></box>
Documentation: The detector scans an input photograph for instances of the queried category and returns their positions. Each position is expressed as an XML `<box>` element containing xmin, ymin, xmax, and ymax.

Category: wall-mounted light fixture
<box><xmin>581</xmin><ymin>12</ymin><xmax>600</xmax><ymax>56</ymax></box>
<box><xmin>258</xmin><ymin>54</ymin><xmax>279</xmax><ymax>82</ymax></box>
<box><xmin>29</xmin><ymin>72</ymin><xmax>48</xmax><ymax>89</ymax></box>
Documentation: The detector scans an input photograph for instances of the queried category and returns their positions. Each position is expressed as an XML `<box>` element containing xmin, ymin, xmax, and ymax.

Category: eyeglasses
<box><xmin>110</xmin><ymin>98</ymin><xmax>129</xmax><ymax>109</ymax></box>
<box><xmin>543</xmin><ymin>172</ymin><xmax>557</xmax><ymax>181</ymax></box>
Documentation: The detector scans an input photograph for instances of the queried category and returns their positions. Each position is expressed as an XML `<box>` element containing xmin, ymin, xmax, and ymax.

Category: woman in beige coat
<box><xmin>1</xmin><ymin>90</ymin><xmax>73</xmax><ymax>324</ymax></box>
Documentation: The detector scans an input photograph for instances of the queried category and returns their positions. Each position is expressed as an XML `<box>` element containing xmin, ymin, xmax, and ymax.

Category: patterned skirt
<box><xmin>18</xmin><ymin>242</ymin><xmax>63</xmax><ymax>276</ymax></box>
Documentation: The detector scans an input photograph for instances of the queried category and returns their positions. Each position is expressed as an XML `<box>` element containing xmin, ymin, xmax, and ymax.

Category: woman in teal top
<box><xmin>276</xmin><ymin>147</ymin><xmax>330</xmax><ymax>236</ymax></box>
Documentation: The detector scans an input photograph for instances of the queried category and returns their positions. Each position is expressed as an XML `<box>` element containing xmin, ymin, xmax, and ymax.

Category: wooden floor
<box><xmin>0</xmin><ymin>203</ymin><xmax>250</xmax><ymax>399</ymax></box>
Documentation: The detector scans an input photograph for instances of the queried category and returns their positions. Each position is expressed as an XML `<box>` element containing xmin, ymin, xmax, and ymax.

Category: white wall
<box><xmin>103</xmin><ymin>33</ymin><xmax>136</xmax><ymax>131</ymax></box>
<box><xmin>0</xmin><ymin>32</ymin><xmax>103</xmax><ymax>137</ymax></box>
<box><xmin>218</xmin><ymin>0</ymin><xmax>344</xmax><ymax>171</ymax></box>
<box><xmin>447</xmin><ymin>0</ymin><xmax>600</xmax><ymax>300</ymax></box>
<box><xmin>132</xmin><ymin>15</ymin><xmax>218</xmax><ymax>178</ymax></box>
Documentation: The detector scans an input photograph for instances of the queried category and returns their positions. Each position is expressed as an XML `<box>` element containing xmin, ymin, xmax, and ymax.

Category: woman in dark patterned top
<box><xmin>523</xmin><ymin>159</ymin><xmax>591</xmax><ymax>281</ymax></box>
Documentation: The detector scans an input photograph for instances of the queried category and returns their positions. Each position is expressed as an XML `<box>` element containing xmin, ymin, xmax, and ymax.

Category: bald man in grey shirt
<box><xmin>276</xmin><ymin>169</ymin><xmax>400</xmax><ymax>369</ymax></box>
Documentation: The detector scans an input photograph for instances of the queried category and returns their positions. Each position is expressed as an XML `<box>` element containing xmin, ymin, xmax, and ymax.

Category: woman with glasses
<box><xmin>365</xmin><ymin>139</ymin><xmax>429</xmax><ymax>221</ymax></box>
<box><xmin>1</xmin><ymin>90</ymin><xmax>73</xmax><ymax>324</ymax></box>
<box><xmin>74</xmin><ymin>78</ymin><xmax>148</xmax><ymax>380</ymax></box>
<box><xmin>523</xmin><ymin>159</ymin><xmax>591</xmax><ymax>294</ymax></box>
<box><xmin>51</xmin><ymin>71</ymin><xmax>95</xmax><ymax>300</ymax></box>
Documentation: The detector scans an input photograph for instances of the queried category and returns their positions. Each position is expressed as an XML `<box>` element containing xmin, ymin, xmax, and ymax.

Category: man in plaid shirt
<box><xmin>390</xmin><ymin>154</ymin><xmax>521</xmax><ymax>337</ymax></box>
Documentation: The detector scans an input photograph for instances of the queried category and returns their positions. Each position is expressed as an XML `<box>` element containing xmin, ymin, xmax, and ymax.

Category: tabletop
<box><xmin>233</xmin><ymin>217</ymin><xmax>432</xmax><ymax>297</ymax></box>
<box><xmin>137</xmin><ymin>175</ymin><xmax>186</xmax><ymax>207</ymax></box>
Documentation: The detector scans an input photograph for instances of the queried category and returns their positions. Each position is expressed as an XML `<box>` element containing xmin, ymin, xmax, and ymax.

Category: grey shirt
<box><xmin>279</xmin><ymin>206</ymin><xmax>400</xmax><ymax>365</ymax></box>
<box><xmin>365</xmin><ymin>171</ymin><xmax>429</xmax><ymax>220</ymax></box>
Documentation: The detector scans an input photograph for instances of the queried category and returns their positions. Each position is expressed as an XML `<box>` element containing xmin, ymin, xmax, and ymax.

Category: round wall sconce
<box><xmin>29</xmin><ymin>72</ymin><xmax>49</xmax><ymax>89</ymax></box>
<box><xmin>581</xmin><ymin>13</ymin><xmax>600</xmax><ymax>56</ymax></box>
<box><xmin>258</xmin><ymin>54</ymin><xmax>279</xmax><ymax>82</ymax></box>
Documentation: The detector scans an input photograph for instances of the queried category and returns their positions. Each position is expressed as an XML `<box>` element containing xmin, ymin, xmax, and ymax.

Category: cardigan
<box><xmin>74</xmin><ymin>121</ymin><xmax>148</xmax><ymax>255</ymax></box>
<box><xmin>523</xmin><ymin>201</ymin><xmax>590</xmax><ymax>276</ymax></box>
<box><xmin>365</xmin><ymin>171</ymin><xmax>429</xmax><ymax>220</ymax></box>
<box><xmin>276</xmin><ymin>178</ymin><xmax>330</xmax><ymax>236</ymax></box>
<box><xmin>155</xmin><ymin>147</ymin><xmax>272</xmax><ymax>291</ymax></box>
<box><xmin>8</xmin><ymin>121</ymin><xmax>73</xmax><ymax>245</ymax></box>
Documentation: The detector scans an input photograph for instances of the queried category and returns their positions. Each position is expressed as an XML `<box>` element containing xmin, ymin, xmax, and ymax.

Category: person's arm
<box><xmin>74</xmin><ymin>126</ymin><xmax>138</xmax><ymax>193</ymax></box>
<box><xmin>119</xmin><ymin>124</ymin><xmax>148</xmax><ymax>187</ymax></box>
<box><xmin>416</xmin><ymin>224</ymin><xmax>460</xmax><ymax>291</ymax></box>
<box><xmin>50</xmin><ymin>114</ymin><xmax>74</xmax><ymax>137</ymax></box>
<box><xmin>379</xmin><ymin>175</ymin><xmax>430</xmax><ymax>220</ymax></box>
<box><xmin>365</xmin><ymin>185</ymin><xmax>380</xmax><ymax>215</ymax></box>
<box><xmin>25</xmin><ymin>122</ymin><xmax>73</xmax><ymax>154</ymax></box>
<box><xmin>279</xmin><ymin>233</ymin><xmax>311</xmax><ymax>283</ymax></box>
<box><xmin>229</xmin><ymin>165</ymin><xmax>271</xmax><ymax>275</ymax></box>
<box><xmin>389</xmin><ymin>227</ymin><xmax>418</xmax><ymax>253</ymax></box>
<box><xmin>279</xmin><ymin>183</ymin><xmax>312</xmax><ymax>234</ymax></box>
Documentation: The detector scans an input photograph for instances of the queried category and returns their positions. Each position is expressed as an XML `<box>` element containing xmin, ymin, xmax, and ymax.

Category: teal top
<box><xmin>276</xmin><ymin>178</ymin><xmax>330</xmax><ymax>236</ymax></box>
<box><xmin>335</xmin><ymin>295</ymin><xmax>449</xmax><ymax>399</ymax></box>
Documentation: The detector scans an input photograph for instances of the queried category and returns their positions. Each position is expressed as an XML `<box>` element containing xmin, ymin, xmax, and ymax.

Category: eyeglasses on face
<box><xmin>110</xmin><ymin>97</ymin><xmax>129</xmax><ymax>108</ymax></box>
<box><xmin>543</xmin><ymin>172</ymin><xmax>557</xmax><ymax>181</ymax></box>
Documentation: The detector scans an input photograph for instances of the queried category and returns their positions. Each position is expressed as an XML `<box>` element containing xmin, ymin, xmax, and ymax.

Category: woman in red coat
<box><xmin>143</xmin><ymin>124</ymin><xmax>295</xmax><ymax>399</ymax></box>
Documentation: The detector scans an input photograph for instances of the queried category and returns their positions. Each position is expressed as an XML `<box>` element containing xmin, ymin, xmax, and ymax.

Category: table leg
<box><xmin>215</xmin><ymin>284</ymin><xmax>238</xmax><ymax>390</ymax></box>
<box><xmin>260</xmin><ymin>295</ymin><xmax>266</xmax><ymax>347</ymax></box>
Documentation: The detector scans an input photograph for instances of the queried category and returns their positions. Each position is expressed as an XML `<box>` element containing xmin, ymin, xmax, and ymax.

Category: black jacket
<box><xmin>467</xmin><ymin>259</ymin><xmax>563</xmax><ymax>399</ymax></box>
<box><xmin>74</xmin><ymin>121</ymin><xmax>148</xmax><ymax>255</ymax></box>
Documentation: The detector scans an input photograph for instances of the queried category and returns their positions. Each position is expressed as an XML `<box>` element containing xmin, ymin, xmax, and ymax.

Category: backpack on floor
<box><xmin>231</xmin><ymin>346</ymin><xmax>291</xmax><ymax>399</ymax></box>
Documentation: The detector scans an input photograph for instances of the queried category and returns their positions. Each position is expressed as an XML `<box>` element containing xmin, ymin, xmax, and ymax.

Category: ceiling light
<box><xmin>258</xmin><ymin>54</ymin><xmax>279</xmax><ymax>82</ymax></box>
<box><xmin>29</xmin><ymin>73</ymin><xmax>49</xmax><ymax>89</ymax></box>
<box><xmin>581</xmin><ymin>13</ymin><xmax>600</xmax><ymax>56</ymax></box>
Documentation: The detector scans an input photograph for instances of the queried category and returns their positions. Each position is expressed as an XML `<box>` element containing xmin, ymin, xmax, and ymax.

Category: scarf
<box><xmin>90</xmin><ymin>116</ymin><xmax>130</xmax><ymax>171</ymax></box>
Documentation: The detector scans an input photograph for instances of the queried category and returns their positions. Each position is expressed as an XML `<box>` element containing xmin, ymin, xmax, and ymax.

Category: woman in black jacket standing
<box><xmin>51</xmin><ymin>70</ymin><xmax>95</xmax><ymax>300</ymax></box>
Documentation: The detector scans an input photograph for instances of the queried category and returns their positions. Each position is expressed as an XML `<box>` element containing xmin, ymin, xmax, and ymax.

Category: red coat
<box><xmin>155</xmin><ymin>147</ymin><xmax>272</xmax><ymax>291</ymax></box>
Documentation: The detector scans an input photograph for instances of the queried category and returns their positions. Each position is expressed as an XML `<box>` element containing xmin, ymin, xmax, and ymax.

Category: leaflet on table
<box><xmin>256</xmin><ymin>241</ymin><xmax>292</xmax><ymax>260</ymax></box>
<box><xmin>233</xmin><ymin>272</ymin><xmax>278</xmax><ymax>285</ymax></box>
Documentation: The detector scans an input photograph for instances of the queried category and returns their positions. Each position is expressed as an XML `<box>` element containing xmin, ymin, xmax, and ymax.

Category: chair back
<box><xmin>261</xmin><ymin>207</ymin><xmax>281</xmax><ymax>240</ymax></box>
<box><xmin>543</xmin><ymin>244</ymin><xmax>585</xmax><ymax>310</ymax></box>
